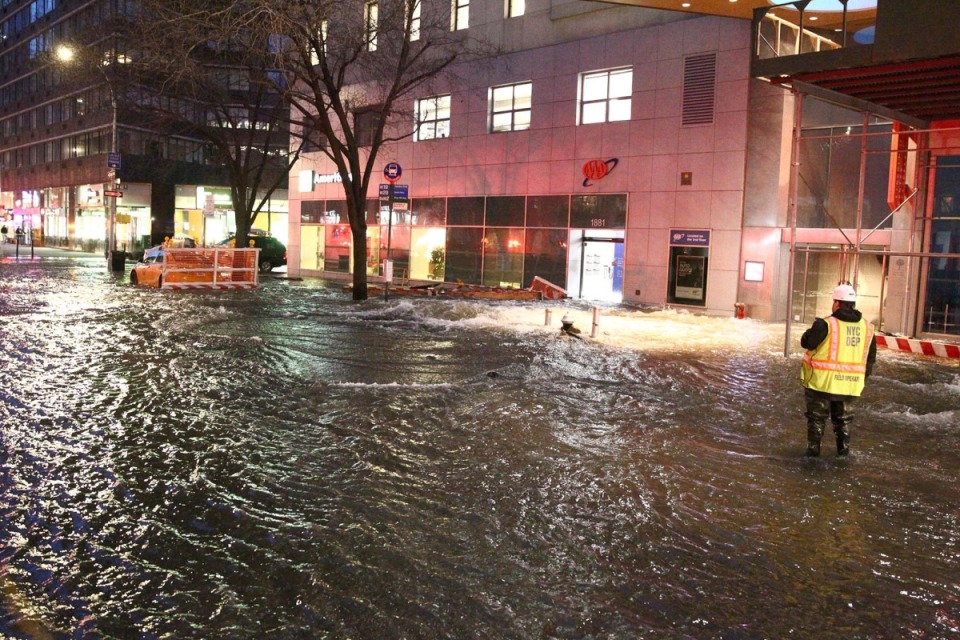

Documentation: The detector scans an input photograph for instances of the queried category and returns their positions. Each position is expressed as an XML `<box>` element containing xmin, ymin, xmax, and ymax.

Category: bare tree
<box><xmin>116</xmin><ymin>0</ymin><xmax>299</xmax><ymax>251</ymax></box>
<box><xmin>254</xmin><ymin>0</ymin><xmax>483</xmax><ymax>300</ymax></box>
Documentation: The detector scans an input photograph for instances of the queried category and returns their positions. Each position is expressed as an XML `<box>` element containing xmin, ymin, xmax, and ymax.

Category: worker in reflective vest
<box><xmin>800</xmin><ymin>283</ymin><xmax>877</xmax><ymax>457</ymax></box>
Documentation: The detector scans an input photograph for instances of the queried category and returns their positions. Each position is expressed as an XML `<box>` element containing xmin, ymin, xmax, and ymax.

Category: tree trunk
<box><xmin>351</xmin><ymin>231</ymin><xmax>368</xmax><ymax>300</ymax></box>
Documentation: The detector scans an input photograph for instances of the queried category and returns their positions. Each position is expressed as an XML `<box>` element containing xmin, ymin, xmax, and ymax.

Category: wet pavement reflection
<box><xmin>1</xmin><ymin>252</ymin><xmax>959</xmax><ymax>639</ymax></box>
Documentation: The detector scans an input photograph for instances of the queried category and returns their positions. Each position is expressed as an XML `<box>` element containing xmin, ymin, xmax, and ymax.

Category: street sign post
<box><xmin>382</xmin><ymin>163</ymin><xmax>403</xmax><ymax>300</ymax></box>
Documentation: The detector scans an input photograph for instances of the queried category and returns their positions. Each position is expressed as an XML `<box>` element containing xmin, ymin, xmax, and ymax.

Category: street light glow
<box><xmin>55</xmin><ymin>45</ymin><xmax>76</xmax><ymax>63</ymax></box>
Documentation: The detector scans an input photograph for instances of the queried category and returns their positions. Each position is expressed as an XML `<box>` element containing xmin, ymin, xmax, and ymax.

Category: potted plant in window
<box><xmin>428</xmin><ymin>248</ymin><xmax>445</xmax><ymax>280</ymax></box>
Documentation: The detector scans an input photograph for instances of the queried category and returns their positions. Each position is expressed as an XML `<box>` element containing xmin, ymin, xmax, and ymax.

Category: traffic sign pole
<box><xmin>382</xmin><ymin>163</ymin><xmax>402</xmax><ymax>301</ymax></box>
<box><xmin>385</xmin><ymin>182</ymin><xmax>394</xmax><ymax>302</ymax></box>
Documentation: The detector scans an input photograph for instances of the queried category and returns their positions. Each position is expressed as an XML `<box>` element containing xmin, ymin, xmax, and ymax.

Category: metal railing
<box><xmin>756</xmin><ymin>0</ymin><xmax>877</xmax><ymax>59</ymax></box>
<box><xmin>161</xmin><ymin>247</ymin><xmax>260</xmax><ymax>290</ymax></box>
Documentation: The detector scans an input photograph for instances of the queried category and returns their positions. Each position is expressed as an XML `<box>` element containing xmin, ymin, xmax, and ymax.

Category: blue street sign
<box><xmin>379</xmin><ymin>184</ymin><xmax>409</xmax><ymax>199</ymax></box>
<box><xmin>383</xmin><ymin>162</ymin><xmax>402</xmax><ymax>183</ymax></box>
<box><xmin>107</xmin><ymin>152</ymin><xmax>121</xmax><ymax>169</ymax></box>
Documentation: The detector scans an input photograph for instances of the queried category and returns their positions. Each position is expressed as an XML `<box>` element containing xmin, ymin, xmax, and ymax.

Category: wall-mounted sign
<box><xmin>582</xmin><ymin>158</ymin><xmax>619</xmax><ymax>187</ymax></box>
<box><xmin>670</xmin><ymin>229</ymin><xmax>711</xmax><ymax>247</ymax></box>
<box><xmin>674</xmin><ymin>254</ymin><xmax>705</xmax><ymax>301</ymax></box>
<box><xmin>316</xmin><ymin>172</ymin><xmax>345</xmax><ymax>184</ymax></box>
<box><xmin>298</xmin><ymin>170</ymin><xmax>352</xmax><ymax>192</ymax></box>
<box><xmin>744</xmin><ymin>261</ymin><xmax>765</xmax><ymax>282</ymax></box>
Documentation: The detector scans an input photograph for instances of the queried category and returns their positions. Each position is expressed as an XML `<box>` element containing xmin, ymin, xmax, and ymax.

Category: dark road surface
<box><xmin>1</xmin><ymin>252</ymin><xmax>959</xmax><ymax>639</ymax></box>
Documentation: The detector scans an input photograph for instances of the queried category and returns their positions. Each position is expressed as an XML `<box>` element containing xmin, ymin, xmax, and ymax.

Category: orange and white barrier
<box><xmin>161</xmin><ymin>247</ymin><xmax>259</xmax><ymax>290</ymax></box>
<box><xmin>530</xmin><ymin>276</ymin><xmax>567</xmax><ymax>300</ymax></box>
<box><xmin>875</xmin><ymin>334</ymin><xmax>960</xmax><ymax>360</ymax></box>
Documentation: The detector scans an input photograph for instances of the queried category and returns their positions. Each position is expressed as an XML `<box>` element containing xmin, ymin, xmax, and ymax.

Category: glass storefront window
<box><xmin>924</xmin><ymin>156</ymin><xmax>960</xmax><ymax>335</ymax></box>
<box><xmin>365</xmin><ymin>199</ymin><xmax>381</xmax><ymax>225</ymax></box>
<box><xmin>446</xmin><ymin>227</ymin><xmax>483</xmax><ymax>284</ymax></box>
<box><xmin>325</xmin><ymin>200</ymin><xmax>349</xmax><ymax>224</ymax></box>
<box><xmin>300</xmin><ymin>224</ymin><xmax>324</xmax><ymax>270</ymax></box>
<box><xmin>380</xmin><ymin>224</ymin><xmax>411</xmax><ymax>278</ymax></box>
<box><xmin>366</xmin><ymin>226</ymin><xmax>381</xmax><ymax>276</ymax></box>
<box><xmin>571</xmin><ymin>194</ymin><xmax>626</xmax><ymax>229</ymax></box>
<box><xmin>527</xmin><ymin>195</ymin><xmax>569</xmax><ymax>228</ymax></box>
<box><xmin>175</xmin><ymin>185</ymin><xmax>198</xmax><ymax>209</ymax></box>
<box><xmin>447</xmin><ymin>197</ymin><xmax>484</xmax><ymax>226</ymax></box>
<box><xmin>486</xmin><ymin>196</ymin><xmax>524</xmax><ymax>227</ymax></box>
<box><xmin>410</xmin><ymin>198</ymin><xmax>445</xmax><ymax>226</ymax></box>
<box><xmin>325</xmin><ymin>223</ymin><xmax>352</xmax><ymax>272</ymax></box>
<box><xmin>302</xmin><ymin>201</ymin><xmax>325</xmax><ymax>223</ymax></box>
<box><xmin>523</xmin><ymin>229</ymin><xmax>568</xmax><ymax>289</ymax></box>
<box><xmin>797</xmin><ymin>124</ymin><xmax>893</xmax><ymax>229</ymax></box>
<box><xmin>482</xmin><ymin>227</ymin><xmax>524</xmax><ymax>287</ymax></box>
<box><xmin>409</xmin><ymin>227</ymin><xmax>447</xmax><ymax>281</ymax></box>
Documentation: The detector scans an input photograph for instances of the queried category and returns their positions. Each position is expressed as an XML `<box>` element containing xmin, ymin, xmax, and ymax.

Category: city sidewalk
<box><xmin>0</xmin><ymin>243</ymin><xmax>104</xmax><ymax>260</ymax></box>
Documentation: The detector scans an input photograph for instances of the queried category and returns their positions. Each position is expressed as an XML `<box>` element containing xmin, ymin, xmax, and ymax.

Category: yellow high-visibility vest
<box><xmin>801</xmin><ymin>316</ymin><xmax>874</xmax><ymax>396</ymax></box>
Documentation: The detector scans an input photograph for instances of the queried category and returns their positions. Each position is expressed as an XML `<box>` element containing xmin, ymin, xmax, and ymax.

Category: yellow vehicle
<box><xmin>129</xmin><ymin>245</ymin><xmax>167</xmax><ymax>287</ymax></box>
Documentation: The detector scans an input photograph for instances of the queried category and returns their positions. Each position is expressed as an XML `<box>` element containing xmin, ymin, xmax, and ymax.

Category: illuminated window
<box><xmin>452</xmin><ymin>0</ymin><xmax>468</xmax><ymax>30</ymax></box>
<box><xmin>408</xmin><ymin>0</ymin><xmax>421</xmax><ymax>41</ymax></box>
<box><xmin>415</xmin><ymin>95</ymin><xmax>451</xmax><ymax>141</ymax></box>
<box><xmin>365</xmin><ymin>1</ymin><xmax>379</xmax><ymax>51</ymax></box>
<box><xmin>489</xmin><ymin>82</ymin><xmax>531</xmax><ymax>133</ymax></box>
<box><xmin>506</xmin><ymin>0</ymin><xmax>525</xmax><ymax>18</ymax></box>
<box><xmin>310</xmin><ymin>20</ymin><xmax>328</xmax><ymax>65</ymax></box>
<box><xmin>579</xmin><ymin>67</ymin><xmax>633</xmax><ymax>125</ymax></box>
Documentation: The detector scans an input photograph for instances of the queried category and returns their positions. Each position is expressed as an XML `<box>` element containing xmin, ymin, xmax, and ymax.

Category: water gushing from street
<box><xmin>1</xmin><ymin>254</ymin><xmax>959</xmax><ymax>639</ymax></box>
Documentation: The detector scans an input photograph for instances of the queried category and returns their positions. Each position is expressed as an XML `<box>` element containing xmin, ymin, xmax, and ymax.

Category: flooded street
<box><xmin>1</xmin><ymin>253</ymin><xmax>959</xmax><ymax>639</ymax></box>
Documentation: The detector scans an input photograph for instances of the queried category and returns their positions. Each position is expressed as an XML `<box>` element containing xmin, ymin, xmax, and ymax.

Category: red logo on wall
<box><xmin>582</xmin><ymin>158</ymin><xmax>619</xmax><ymax>186</ymax></box>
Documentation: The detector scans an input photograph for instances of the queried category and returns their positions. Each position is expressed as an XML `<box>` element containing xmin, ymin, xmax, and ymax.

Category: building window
<box><xmin>365</xmin><ymin>1</ymin><xmax>379</xmax><ymax>52</ymax></box>
<box><xmin>579</xmin><ymin>67</ymin><xmax>633</xmax><ymax>125</ymax></box>
<box><xmin>415</xmin><ymin>95</ymin><xmax>451</xmax><ymax>141</ymax></box>
<box><xmin>452</xmin><ymin>0</ymin><xmax>469</xmax><ymax>30</ymax></box>
<box><xmin>355</xmin><ymin>109</ymin><xmax>379</xmax><ymax>147</ymax></box>
<box><xmin>506</xmin><ymin>0</ymin><xmax>525</xmax><ymax>18</ymax></box>
<box><xmin>489</xmin><ymin>82</ymin><xmax>531</xmax><ymax>132</ymax></box>
<box><xmin>408</xmin><ymin>0</ymin><xmax>421</xmax><ymax>41</ymax></box>
<box><xmin>310</xmin><ymin>20</ymin><xmax>328</xmax><ymax>65</ymax></box>
<box><xmin>302</xmin><ymin>129</ymin><xmax>327</xmax><ymax>153</ymax></box>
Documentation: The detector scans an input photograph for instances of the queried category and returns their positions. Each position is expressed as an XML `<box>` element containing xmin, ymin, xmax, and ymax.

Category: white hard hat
<box><xmin>833</xmin><ymin>283</ymin><xmax>857</xmax><ymax>302</ymax></box>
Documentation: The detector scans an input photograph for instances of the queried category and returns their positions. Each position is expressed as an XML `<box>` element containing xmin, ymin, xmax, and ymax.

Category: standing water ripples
<box><xmin>1</xmin><ymin>254</ymin><xmax>959</xmax><ymax>639</ymax></box>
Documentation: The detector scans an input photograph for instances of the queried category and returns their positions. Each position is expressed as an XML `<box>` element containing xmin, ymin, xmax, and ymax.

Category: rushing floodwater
<box><xmin>1</xmin><ymin>253</ymin><xmax>959</xmax><ymax>639</ymax></box>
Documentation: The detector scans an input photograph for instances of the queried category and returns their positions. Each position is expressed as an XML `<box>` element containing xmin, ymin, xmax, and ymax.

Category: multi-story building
<box><xmin>0</xmin><ymin>0</ymin><xmax>290</xmax><ymax>263</ymax></box>
<box><xmin>288</xmin><ymin>0</ymin><xmax>960</xmax><ymax>341</ymax></box>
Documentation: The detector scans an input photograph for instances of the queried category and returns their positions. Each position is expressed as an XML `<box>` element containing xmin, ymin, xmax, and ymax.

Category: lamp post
<box><xmin>104</xmin><ymin>77</ymin><xmax>122</xmax><ymax>271</ymax></box>
<box><xmin>56</xmin><ymin>45</ymin><xmax>123</xmax><ymax>271</ymax></box>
